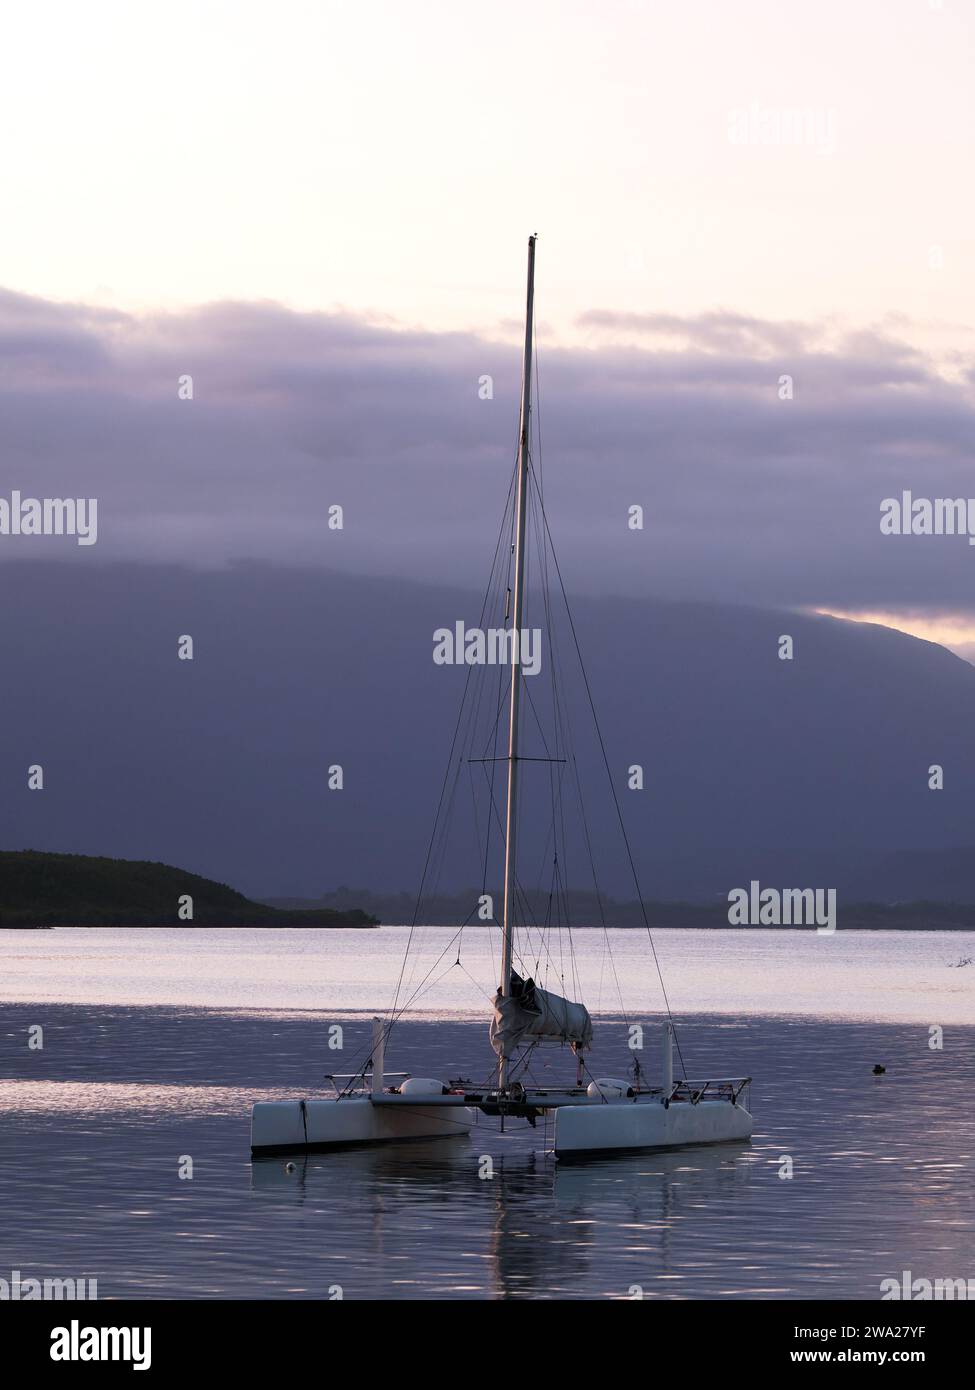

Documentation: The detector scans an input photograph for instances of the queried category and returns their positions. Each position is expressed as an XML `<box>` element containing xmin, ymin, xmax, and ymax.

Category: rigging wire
<box><xmin>384</xmin><ymin>455</ymin><xmax>518</xmax><ymax>1040</ymax></box>
<box><xmin>384</xmin><ymin>265</ymin><xmax>687</xmax><ymax>1088</ymax></box>
<box><xmin>526</xmin><ymin>456</ymin><xmax>690</xmax><ymax>1078</ymax></box>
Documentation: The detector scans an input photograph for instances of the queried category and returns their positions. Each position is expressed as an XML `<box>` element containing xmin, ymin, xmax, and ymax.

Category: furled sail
<box><xmin>490</xmin><ymin>971</ymin><xmax>593</xmax><ymax>1058</ymax></box>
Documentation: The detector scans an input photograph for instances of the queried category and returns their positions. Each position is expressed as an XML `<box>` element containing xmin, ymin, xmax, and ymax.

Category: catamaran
<box><xmin>251</xmin><ymin>237</ymin><xmax>753</xmax><ymax>1159</ymax></box>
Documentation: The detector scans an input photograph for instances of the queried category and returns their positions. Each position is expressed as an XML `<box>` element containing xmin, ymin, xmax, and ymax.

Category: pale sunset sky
<box><xmin>1</xmin><ymin>0</ymin><xmax>970</xmax><ymax>341</ymax></box>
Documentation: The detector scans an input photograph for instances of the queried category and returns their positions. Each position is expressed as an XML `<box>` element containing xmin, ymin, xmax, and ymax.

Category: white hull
<box><xmin>555</xmin><ymin>1097</ymin><xmax>752</xmax><ymax>1156</ymax></box>
<box><xmin>251</xmin><ymin>1093</ymin><xmax>751</xmax><ymax>1158</ymax></box>
<box><xmin>251</xmin><ymin>1097</ymin><xmax>477</xmax><ymax>1154</ymax></box>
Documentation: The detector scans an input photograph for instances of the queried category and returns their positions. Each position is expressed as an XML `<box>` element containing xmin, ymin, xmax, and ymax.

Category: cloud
<box><xmin>2</xmin><ymin>286</ymin><xmax>974</xmax><ymax>635</ymax></box>
<box><xmin>576</xmin><ymin>307</ymin><xmax>818</xmax><ymax>357</ymax></box>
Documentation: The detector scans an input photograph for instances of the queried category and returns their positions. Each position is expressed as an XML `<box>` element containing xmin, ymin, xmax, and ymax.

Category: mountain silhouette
<box><xmin>2</xmin><ymin>560</ymin><xmax>974</xmax><ymax>903</ymax></box>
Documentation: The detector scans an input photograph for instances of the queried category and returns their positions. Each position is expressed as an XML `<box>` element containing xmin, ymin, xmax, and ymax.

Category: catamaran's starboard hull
<box><xmin>554</xmin><ymin>1098</ymin><xmax>752</xmax><ymax>1157</ymax></box>
<box><xmin>250</xmin><ymin>1098</ymin><xmax>477</xmax><ymax>1155</ymax></box>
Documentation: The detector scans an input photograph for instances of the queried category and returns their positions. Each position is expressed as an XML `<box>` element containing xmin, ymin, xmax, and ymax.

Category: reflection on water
<box><xmin>248</xmin><ymin>1137</ymin><xmax>759</xmax><ymax>1299</ymax></box>
<box><xmin>1</xmin><ymin>1005</ymin><xmax>973</xmax><ymax>1299</ymax></box>
<box><xmin>0</xmin><ymin>1080</ymin><xmax>293</xmax><ymax>1117</ymax></box>
<box><xmin>2</xmin><ymin>926</ymin><xmax>974</xmax><ymax>1022</ymax></box>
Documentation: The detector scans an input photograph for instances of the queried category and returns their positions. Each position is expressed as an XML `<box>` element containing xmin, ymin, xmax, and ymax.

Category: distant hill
<box><xmin>6</xmin><ymin>561</ymin><xmax>975</xmax><ymax>901</ymax></box>
<box><xmin>0</xmin><ymin>851</ymin><xmax>378</xmax><ymax>928</ymax></box>
<box><xmin>263</xmin><ymin>886</ymin><xmax>975</xmax><ymax>930</ymax></box>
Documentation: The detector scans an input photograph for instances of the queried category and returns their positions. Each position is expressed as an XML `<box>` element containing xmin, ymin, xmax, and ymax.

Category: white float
<box><xmin>555</xmin><ymin>1092</ymin><xmax>752</xmax><ymax>1156</ymax></box>
<box><xmin>251</xmin><ymin>1018</ymin><xmax>477</xmax><ymax>1154</ymax></box>
<box><xmin>251</xmin><ymin>1095</ymin><xmax>477</xmax><ymax>1154</ymax></box>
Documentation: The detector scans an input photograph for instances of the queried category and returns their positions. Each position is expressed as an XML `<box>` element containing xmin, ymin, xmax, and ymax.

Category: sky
<box><xmin>1</xmin><ymin>0</ymin><xmax>974</xmax><ymax>649</ymax></box>
<box><xmin>1</xmin><ymin>1</ymin><xmax>971</xmax><ymax>340</ymax></box>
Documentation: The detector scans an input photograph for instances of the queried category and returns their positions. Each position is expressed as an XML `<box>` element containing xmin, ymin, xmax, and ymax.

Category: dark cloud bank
<box><xmin>2</xmin><ymin>286</ymin><xmax>974</xmax><ymax>616</ymax></box>
<box><xmin>3</xmin><ymin>289</ymin><xmax>975</xmax><ymax>900</ymax></box>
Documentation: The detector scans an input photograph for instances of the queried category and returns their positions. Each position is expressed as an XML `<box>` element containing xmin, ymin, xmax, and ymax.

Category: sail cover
<box><xmin>490</xmin><ymin>971</ymin><xmax>592</xmax><ymax>1058</ymax></box>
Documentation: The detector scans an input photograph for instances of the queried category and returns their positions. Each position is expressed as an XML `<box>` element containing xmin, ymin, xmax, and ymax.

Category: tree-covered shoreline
<box><xmin>0</xmin><ymin>851</ymin><xmax>379</xmax><ymax>928</ymax></box>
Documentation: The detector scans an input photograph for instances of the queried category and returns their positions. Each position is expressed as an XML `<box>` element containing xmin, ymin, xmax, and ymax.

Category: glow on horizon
<box><xmin>813</xmin><ymin>607</ymin><xmax>975</xmax><ymax>661</ymax></box>
<box><xmin>0</xmin><ymin>0</ymin><xmax>971</xmax><ymax>355</ymax></box>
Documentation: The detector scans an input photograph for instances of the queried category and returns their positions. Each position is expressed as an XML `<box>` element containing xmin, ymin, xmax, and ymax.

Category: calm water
<box><xmin>1</xmin><ymin>928</ymin><xmax>973</xmax><ymax>1299</ymax></box>
<box><xmin>3</xmin><ymin>925</ymin><xmax>975</xmax><ymax>1021</ymax></box>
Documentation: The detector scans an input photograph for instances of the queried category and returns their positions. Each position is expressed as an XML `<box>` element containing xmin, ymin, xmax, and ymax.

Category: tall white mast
<box><xmin>499</xmin><ymin>233</ymin><xmax>536</xmax><ymax>1091</ymax></box>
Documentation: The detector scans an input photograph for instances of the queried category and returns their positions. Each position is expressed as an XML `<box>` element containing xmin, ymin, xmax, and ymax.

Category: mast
<box><xmin>499</xmin><ymin>233</ymin><xmax>536</xmax><ymax>1091</ymax></box>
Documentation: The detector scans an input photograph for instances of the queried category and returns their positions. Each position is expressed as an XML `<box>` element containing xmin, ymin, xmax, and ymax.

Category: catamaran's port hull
<box><xmin>250</xmin><ymin>1098</ymin><xmax>477</xmax><ymax>1155</ymax></box>
<box><xmin>554</xmin><ymin>1098</ymin><xmax>752</xmax><ymax>1156</ymax></box>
